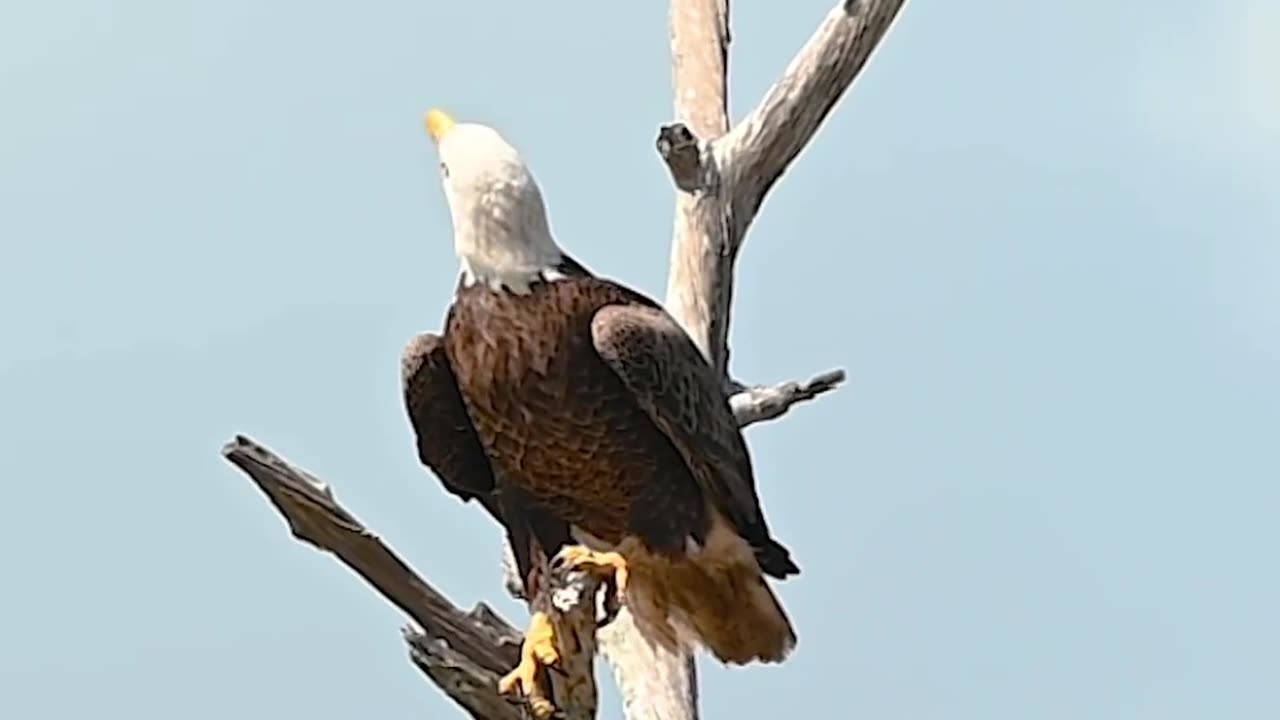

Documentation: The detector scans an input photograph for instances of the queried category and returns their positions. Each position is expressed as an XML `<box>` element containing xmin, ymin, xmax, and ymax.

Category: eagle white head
<box><xmin>425</xmin><ymin>108</ymin><xmax>564</xmax><ymax>292</ymax></box>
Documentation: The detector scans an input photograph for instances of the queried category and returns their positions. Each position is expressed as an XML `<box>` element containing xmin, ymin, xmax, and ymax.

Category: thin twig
<box><xmin>730</xmin><ymin>369</ymin><xmax>848</xmax><ymax>426</ymax></box>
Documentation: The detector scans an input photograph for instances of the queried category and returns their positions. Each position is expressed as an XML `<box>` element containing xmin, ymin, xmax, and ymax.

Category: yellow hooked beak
<box><xmin>425</xmin><ymin>108</ymin><xmax>456</xmax><ymax>143</ymax></box>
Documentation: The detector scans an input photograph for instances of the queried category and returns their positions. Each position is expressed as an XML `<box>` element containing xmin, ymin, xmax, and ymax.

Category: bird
<box><xmin>400</xmin><ymin>108</ymin><xmax>800</xmax><ymax>716</ymax></box>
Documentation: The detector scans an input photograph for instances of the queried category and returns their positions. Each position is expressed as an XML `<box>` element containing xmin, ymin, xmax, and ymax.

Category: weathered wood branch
<box><xmin>496</xmin><ymin>370</ymin><xmax>844</xmax><ymax>598</ymax></box>
<box><xmin>221</xmin><ymin>367</ymin><xmax>843</xmax><ymax>720</ymax></box>
<box><xmin>730</xmin><ymin>369</ymin><xmax>848</xmax><ymax>426</ymax></box>
<box><xmin>669</xmin><ymin>0</ymin><xmax>730</xmax><ymax>141</ymax></box>
<box><xmin>220</xmin><ymin>435</ymin><xmax>602</xmax><ymax>720</ymax></box>
<box><xmin>660</xmin><ymin>0</ymin><xmax>909</xmax><ymax>376</ymax></box>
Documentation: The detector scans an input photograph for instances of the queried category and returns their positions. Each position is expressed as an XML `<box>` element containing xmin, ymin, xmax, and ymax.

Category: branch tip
<box><xmin>656</xmin><ymin>122</ymin><xmax>703</xmax><ymax>192</ymax></box>
<box><xmin>730</xmin><ymin>367</ymin><xmax>848</xmax><ymax>427</ymax></box>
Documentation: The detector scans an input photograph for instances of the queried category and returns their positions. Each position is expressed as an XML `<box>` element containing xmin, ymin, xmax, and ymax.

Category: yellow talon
<box><xmin>498</xmin><ymin>611</ymin><xmax>559</xmax><ymax>719</ymax></box>
<box><xmin>555</xmin><ymin>546</ymin><xmax>630</xmax><ymax>595</ymax></box>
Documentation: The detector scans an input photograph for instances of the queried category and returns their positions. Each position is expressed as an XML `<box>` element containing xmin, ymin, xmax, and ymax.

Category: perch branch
<box><xmin>220</xmin><ymin>435</ymin><xmax>603</xmax><ymax>720</ymax></box>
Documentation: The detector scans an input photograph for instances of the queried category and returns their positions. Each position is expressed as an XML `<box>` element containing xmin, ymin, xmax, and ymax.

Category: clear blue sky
<box><xmin>2</xmin><ymin>1</ymin><xmax>1276</xmax><ymax>718</ymax></box>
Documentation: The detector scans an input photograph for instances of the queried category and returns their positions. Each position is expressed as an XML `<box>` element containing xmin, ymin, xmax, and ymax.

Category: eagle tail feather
<box><xmin>687</xmin><ymin>562</ymin><xmax>797</xmax><ymax>665</ymax></box>
<box><xmin>756</xmin><ymin>538</ymin><xmax>800</xmax><ymax>579</ymax></box>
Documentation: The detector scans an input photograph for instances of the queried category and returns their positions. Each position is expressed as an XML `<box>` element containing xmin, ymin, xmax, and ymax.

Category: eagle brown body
<box><xmin>405</xmin><ymin>255</ymin><xmax>798</xmax><ymax>664</ymax></box>
<box><xmin>404</xmin><ymin>111</ymin><xmax>799</xmax><ymax>671</ymax></box>
<box><xmin>447</xmin><ymin>262</ymin><xmax>706</xmax><ymax>556</ymax></box>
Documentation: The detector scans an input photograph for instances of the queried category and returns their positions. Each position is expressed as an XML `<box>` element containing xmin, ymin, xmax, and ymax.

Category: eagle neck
<box><xmin>456</xmin><ymin>249</ymin><xmax>595</xmax><ymax>297</ymax></box>
<box><xmin>453</xmin><ymin>211</ymin><xmax>566</xmax><ymax>293</ymax></box>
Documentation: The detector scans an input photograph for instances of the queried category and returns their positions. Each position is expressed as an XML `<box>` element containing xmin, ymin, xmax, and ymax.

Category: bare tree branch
<box><xmin>662</xmin><ymin>130</ymin><xmax>735</xmax><ymax>378</ymax></box>
<box><xmin>720</xmin><ymin>0</ymin><xmax>910</xmax><ymax>222</ymax></box>
<box><xmin>663</xmin><ymin>0</ymin><xmax>734</xmax><ymax>376</ymax></box>
<box><xmin>220</xmin><ymin>435</ymin><xmax>603</xmax><ymax>720</ymax></box>
<box><xmin>669</xmin><ymin>0</ymin><xmax>730</xmax><ymax>140</ymax></box>
<box><xmin>730</xmin><ymin>369</ymin><xmax>848</xmax><ymax>426</ymax></box>
<box><xmin>404</xmin><ymin>626</ymin><xmax>524</xmax><ymax>720</ymax></box>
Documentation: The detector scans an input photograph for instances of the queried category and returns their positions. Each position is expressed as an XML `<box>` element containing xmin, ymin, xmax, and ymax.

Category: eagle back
<box><xmin>441</xmin><ymin>265</ymin><xmax>699</xmax><ymax>544</ymax></box>
<box><xmin>446</xmin><ymin>276</ymin><xmax>632</xmax><ymax>398</ymax></box>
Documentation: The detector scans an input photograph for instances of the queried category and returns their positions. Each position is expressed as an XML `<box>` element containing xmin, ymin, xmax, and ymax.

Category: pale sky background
<box><xmin>1</xmin><ymin>1</ymin><xmax>1277</xmax><ymax>718</ymax></box>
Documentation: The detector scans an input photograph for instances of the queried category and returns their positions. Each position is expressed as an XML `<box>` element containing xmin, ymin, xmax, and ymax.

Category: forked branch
<box><xmin>659</xmin><ymin>0</ymin><xmax>909</xmax><ymax>374</ymax></box>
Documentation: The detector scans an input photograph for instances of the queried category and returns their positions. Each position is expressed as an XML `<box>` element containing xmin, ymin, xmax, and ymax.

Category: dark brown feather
<box><xmin>445</xmin><ymin>273</ymin><xmax>704</xmax><ymax>553</ymax></box>
<box><xmin>400</xmin><ymin>332</ymin><xmax>571</xmax><ymax>595</ymax></box>
<box><xmin>591</xmin><ymin>305</ymin><xmax>798</xmax><ymax>578</ymax></box>
<box><xmin>443</xmin><ymin>257</ymin><xmax>796</xmax><ymax>578</ymax></box>
<box><xmin>401</xmin><ymin>332</ymin><xmax>499</xmax><ymax>516</ymax></box>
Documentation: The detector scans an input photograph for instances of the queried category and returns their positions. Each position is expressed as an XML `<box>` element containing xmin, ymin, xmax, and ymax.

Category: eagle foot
<box><xmin>498</xmin><ymin>610</ymin><xmax>559</xmax><ymax>719</ymax></box>
<box><xmin>551</xmin><ymin>545</ymin><xmax>630</xmax><ymax>597</ymax></box>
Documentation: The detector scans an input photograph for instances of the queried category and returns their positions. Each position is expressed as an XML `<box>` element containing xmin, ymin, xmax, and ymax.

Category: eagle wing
<box><xmin>401</xmin><ymin>331</ymin><xmax>575</xmax><ymax>598</ymax></box>
<box><xmin>589</xmin><ymin>304</ymin><xmax>798</xmax><ymax>578</ymax></box>
<box><xmin>400</xmin><ymin>332</ymin><xmax>501</xmax><ymax>522</ymax></box>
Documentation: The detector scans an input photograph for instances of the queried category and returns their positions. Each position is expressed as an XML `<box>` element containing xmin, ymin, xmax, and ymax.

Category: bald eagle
<box><xmin>401</xmin><ymin>109</ymin><xmax>799</xmax><ymax>710</ymax></box>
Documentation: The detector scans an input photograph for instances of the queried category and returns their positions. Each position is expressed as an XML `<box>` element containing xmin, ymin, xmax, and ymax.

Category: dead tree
<box><xmin>220</xmin><ymin>1</ymin><xmax>906</xmax><ymax>718</ymax></box>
